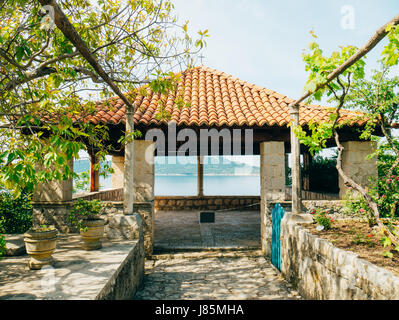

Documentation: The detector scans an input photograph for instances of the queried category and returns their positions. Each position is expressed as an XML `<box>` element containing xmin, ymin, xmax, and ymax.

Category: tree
<box><xmin>294</xmin><ymin>23</ymin><xmax>399</xmax><ymax>246</ymax></box>
<box><xmin>0</xmin><ymin>0</ymin><xmax>208</xmax><ymax>197</ymax></box>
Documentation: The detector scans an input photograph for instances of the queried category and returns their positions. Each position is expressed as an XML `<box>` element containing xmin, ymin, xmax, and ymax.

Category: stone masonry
<box><xmin>280</xmin><ymin>220</ymin><xmax>399</xmax><ymax>300</ymax></box>
<box><xmin>339</xmin><ymin>141</ymin><xmax>377</xmax><ymax>198</ymax></box>
<box><xmin>33</xmin><ymin>159</ymin><xmax>74</xmax><ymax>203</ymax></box>
<box><xmin>260</xmin><ymin>141</ymin><xmax>286</xmax><ymax>257</ymax></box>
<box><xmin>134</xmin><ymin>251</ymin><xmax>302</xmax><ymax>300</ymax></box>
<box><xmin>111</xmin><ymin>140</ymin><xmax>155</xmax><ymax>256</ymax></box>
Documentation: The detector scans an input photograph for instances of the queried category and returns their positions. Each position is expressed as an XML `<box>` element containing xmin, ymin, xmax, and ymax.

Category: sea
<box><xmin>74</xmin><ymin>157</ymin><xmax>261</xmax><ymax>196</ymax></box>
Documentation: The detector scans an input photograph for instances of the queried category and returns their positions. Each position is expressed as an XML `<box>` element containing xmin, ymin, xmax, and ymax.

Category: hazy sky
<box><xmin>173</xmin><ymin>0</ymin><xmax>399</xmax><ymax>100</ymax></box>
<box><xmin>82</xmin><ymin>1</ymin><xmax>399</xmax><ymax>164</ymax></box>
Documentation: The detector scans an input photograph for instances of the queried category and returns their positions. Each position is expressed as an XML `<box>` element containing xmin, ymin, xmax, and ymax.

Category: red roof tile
<box><xmin>87</xmin><ymin>66</ymin><xmax>369</xmax><ymax>128</ymax></box>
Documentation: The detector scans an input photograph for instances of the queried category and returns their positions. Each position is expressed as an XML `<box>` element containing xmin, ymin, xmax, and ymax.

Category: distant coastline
<box><xmin>156</xmin><ymin>174</ymin><xmax>260</xmax><ymax>177</ymax></box>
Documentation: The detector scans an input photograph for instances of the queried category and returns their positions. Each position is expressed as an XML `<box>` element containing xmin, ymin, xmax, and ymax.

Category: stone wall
<box><xmin>32</xmin><ymin>202</ymin><xmax>148</xmax><ymax>248</ymax></box>
<box><xmin>260</xmin><ymin>141</ymin><xmax>286</xmax><ymax>256</ymax></box>
<box><xmin>339</xmin><ymin>141</ymin><xmax>377</xmax><ymax>198</ymax></box>
<box><xmin>33</xmin><ymin>159</ymin><xmax>74</xmax><ymax>203</ymax></box>
<box><xmin>280</xmin><ymin>220</ymin><xmax>399</xmax><ymax>300</ymax></box>
<box><xmin>154</xmin><ymin>196</ymin><xmax>260</xmax><ymax>212</ymax></box>
<box><xmin>96</xmin><ymin>235</ymin><xmax>145</xmax><ymax>300</ymax></box>
<box><xmin>261</xmin><ymin>200</ymin><xmax>347</xmax><ymax>259</ymax></box>
<box><xmin>33</xmin><ymin>202</ymin><xmax>73</xmax><ymax>234</ymax></box>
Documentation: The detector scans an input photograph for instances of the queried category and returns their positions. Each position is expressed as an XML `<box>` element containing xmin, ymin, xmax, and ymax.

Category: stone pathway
<box><xmin>154</xmin><ymin>211</ymin><xmax>261</xmax><ymax>251</ymax></box>
<box><xmin>134</xmin><ymin>250</ymin><xmax>302</xmax><ymax>300</ymax></box>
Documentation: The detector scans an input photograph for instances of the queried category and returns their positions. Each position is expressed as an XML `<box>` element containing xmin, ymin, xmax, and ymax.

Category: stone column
<box><xmin>133</xmin><ymin>140</ymin><xmax>155</xmax><ymax>256</ymax></box>
<box><xmin>33</xmin><ymin>159</ymin><xmax>74</xmax><ymax>203</ymax></box>
<box><xmin>290</xmin><ymin>105</ymin><xmax>302</xmax><ymax>215</ymax></box>
<box><xmin>260</xmin><ymin>141</ymin><xmax>286</xmax><ymax>257</ymax></box>
<box><xmin>112</xmin><ymin>156</ymin><xmax>125</xmax><ymax>189</ymax></box>
<box><xmin>32</xmin><ymin>159</ymin><xmax>74</xmax><ymax>233</ymax></box>
<box><xmin>339</xmin><ymin>141</ymin><xmax>377</xmax><ymax>199</ymax></box>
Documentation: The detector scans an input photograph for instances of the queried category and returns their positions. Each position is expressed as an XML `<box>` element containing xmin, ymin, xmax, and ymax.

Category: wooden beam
<box><xmin>303</xmin><ymin>151</ymin><xmax>311</xmax><ymax>191</ymax></box>
<box><xmin>197</xmin><ymin>155</ymin><xmax>204</xmax><ymax>197</ymax></box>
<box><xmin>89</xmin><ymin>153</ymin><xmax>100</xmax><ymax>192</ymax></box>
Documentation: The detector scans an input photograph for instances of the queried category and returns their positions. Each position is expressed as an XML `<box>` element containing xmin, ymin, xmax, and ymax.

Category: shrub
<box><xmin>0</xmin><ymin>191</ymin><xmax>32</xmax><ymax>234</ymax></box>
<box><xmin>311</xmin><ymin>208</ymin><xmax>334</xmax><ymax>230</ymax></box>
<box><xmin>0</xmin><ymin>235</ymin><xmax>6</xmax><ymax>258</ymax></box>
<box><xmin>68</xmin><ymin>199</ymin><xmax>102</xmax><ymax>232</ymax></box>
<box><xmin>306</xmin><ymin>155</ymin><xmax>339</xmax><ymax>194</ymax></box>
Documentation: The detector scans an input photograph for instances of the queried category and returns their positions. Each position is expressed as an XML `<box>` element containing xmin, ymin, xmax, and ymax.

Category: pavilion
<box><xmin>33</xmin><ymin>66</ymin><xmax>380</xmax><ymax>256</ymax></box>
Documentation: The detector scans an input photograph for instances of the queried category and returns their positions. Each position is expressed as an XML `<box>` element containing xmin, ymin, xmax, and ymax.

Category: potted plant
<box><xmin>24</xmin><ymin>225</ymin><xmax>58</xmax><ymax>270</ymax></box>
<box><xmin>68</xmin><ymin>199</ymin><xmax>104</xmax><ymax>251</ymax></box>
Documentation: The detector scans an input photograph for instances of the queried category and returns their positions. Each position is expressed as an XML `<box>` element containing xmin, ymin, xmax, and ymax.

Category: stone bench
<box><xmin>0</xmin><ymin>235</ymin><xmax>144</xmax><ymax>300</ymax></box>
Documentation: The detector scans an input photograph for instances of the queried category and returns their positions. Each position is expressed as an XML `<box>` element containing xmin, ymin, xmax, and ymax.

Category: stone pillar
<box><xmin>133</xmin><ymin>140</ymin><xmax>155</xmax><ymax>256</ymax></box>
<box><xmin>111</xmin><ymin>142</ymin><xmax>155</xmax><ymax>256</ymax></box>
<box><xmin>339</xmin><ymin>141</ymin><xmax>377</xmax><ymax>199</ymax></box>
<box><xmin>260</xmin><ymin>141</ymin><xmax>286</xmax><ymax>257</ymax></box>
<box><xmin>112</xmin><ymin>156</ymin><xmax>125</xmax><ymax>189</ymax></box>
<box><xmin>32</xmin><ymin>159</ymin><xmax>74</xmax><ymax>233</ymax></box>
<box><xmin>33</xmin><ymin>159</ymin><xmax>74</xmax><ymax>203</ymax></box>
<box><xmin>290</xmin><ymin>105</ymin><xmax>302</xmax><ymax>215</ymax></box>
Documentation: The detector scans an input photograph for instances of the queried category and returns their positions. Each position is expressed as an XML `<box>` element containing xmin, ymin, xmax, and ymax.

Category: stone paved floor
<box><xmin>154</xmin><ymin>211</ymin><xmax>260</xmax><ymax>251</ymax></box>
<box><xmin>134</xmin><ymin>251</ymin><xmax>302</xmax><ymax>300</ymax></box>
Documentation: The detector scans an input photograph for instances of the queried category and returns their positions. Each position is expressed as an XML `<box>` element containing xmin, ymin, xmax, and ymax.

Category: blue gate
<box><xmin>271</xmin><ymin>203</ymin><xmax>285</xmax><ymax>271</ymax></box>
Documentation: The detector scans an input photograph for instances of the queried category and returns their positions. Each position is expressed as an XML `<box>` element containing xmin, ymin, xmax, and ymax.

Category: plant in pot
<box><xmin>24</xmin><ymin>225</ymin><xmax>58</xmax><ymax>270</ymax></box>
<box><xmin>68</xmin><ymin>199</ymin><xmax>104</xmax><ymax>251</ymax></box>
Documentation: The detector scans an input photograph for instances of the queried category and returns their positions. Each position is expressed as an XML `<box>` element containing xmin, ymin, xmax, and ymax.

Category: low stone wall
<box><xmin>261</xmin><ymin>200</ymin><xmax>346</xmax><ymax>259</ymax></box>
<box><xmin>154</xmin><ymin>196</ymin><xmax>261</xmax><ymax>212</ymax></box>
<box><xmin>280</xmin><ymin>220</ymin><xmax>399</xmax><ymax>300</ymax></box>
<box><xmin>74</xmin><ymin>189</ymin><xmax>123</xmax><ymax>202</ymax></box>
<box><xmin>33</xmin><ymin>200</ymin><xmax>154</xmax><ymax>257</ymax></box>
<box><xmin>0</xmin><ymin>235</ymin><xmax>144</xmax><ymax>300</ymax></box>
<box><xmin>285</xmin><ymin>188</ymin><xmax>340</xmax><ymax>201</ymax></box>
<box><xmin>97</xmin><ymin>235</ymin><xmax>145</xmax><ymax>300</ymax></box>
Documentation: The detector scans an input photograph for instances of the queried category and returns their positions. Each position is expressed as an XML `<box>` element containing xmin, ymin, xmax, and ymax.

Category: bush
<box><xmin>0</xmin><ymin>235</ymin><xmax>6</xmax><ymax>258</ymax></box>
<box><xmin>0</xmin><ymin>191</ymin><xmax>32</xmax><ymax>234</ymax></box>
<box><xmin>306</xmin><ymin>155</ymin><xmax>339</xmax><ymax>193</ymax></box>
<box><xmin>311</xmin><ymin>208</ymin><xmax>334</xmax><ymax>230</ymax></box>
<box><xmin>68</xmin><ymin>199</ymin><xmax>102</xmax><ymax>231</ymax></box>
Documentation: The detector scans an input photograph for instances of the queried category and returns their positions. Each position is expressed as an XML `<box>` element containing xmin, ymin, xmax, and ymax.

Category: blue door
<box><xmin>271</xmin><ymin>203</ymin><xmax>285</xmax><ymax>271</ymax></box>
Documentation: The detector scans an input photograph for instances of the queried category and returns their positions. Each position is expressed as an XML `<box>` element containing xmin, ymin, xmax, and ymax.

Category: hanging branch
<box><xmin>36</xmin><ymin>0</ymin><xmax>134</xmax><ymax>110</ymax></box>
<box><xmin>288</xmin><ymin>13</ymin><xmax>399</xmax><ymax>109</ymax></box>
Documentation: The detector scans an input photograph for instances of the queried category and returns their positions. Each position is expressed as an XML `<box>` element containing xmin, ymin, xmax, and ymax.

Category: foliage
<box><xmin>311</xmin><ymin>208</ymin><xmax>334</xmax><ymax>230</ymax></box>
<box><xmin>343</xmin><ymin>190</ymin><xmax>371</xmax><ymax>216</ymax></box>
<box><xmin>0</xmin><ymin>235</ymin><xmax>6</xmax><ymax>258</ymax></box>
<box><xmin>306</xmin><ymin>153</ymin><xmax>338</xmax><ymax>193</ymax></box>
<box><xmin>0</xmin><ymin>0</ymin><xmax>208</xmax><ymax>197</ymax></box>
<box><xmin>30</xmin><ymin>225</ymin><xmax>55</xmax><ymax>232</ymax></box>
<box><xmin>296</xmin><ymin>27</ymin><xmax>399</xmax><ymax>246</ymax></box>
<box><xmin>0</xmin><ymin>190</ymin><xmax>32</xmax><ymax>234</ymax></box>
<box><xmin>352</xmin><ymin>231</ymin><xmax>375</xmax><ymax>247</ymax></box>
<box><xmin>68</xmin><ymin>198</ymin><xmax>102</xmax><ymax>231</ymax></box>
<box><xmin>380</xmin><ymin>234</ymin><xmax>399</xmax><ymax>259</ymax></box>
<box><xmin>73</xmin><ymin>170</ymin><xmax>90</xmax><ymax>193</ymax></box>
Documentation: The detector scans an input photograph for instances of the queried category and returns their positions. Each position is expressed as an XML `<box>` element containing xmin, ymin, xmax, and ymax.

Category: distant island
<box><xmin>74</xmin><ymin>158</ymin><xmax>260</xmax><ymax>176</ymax></box>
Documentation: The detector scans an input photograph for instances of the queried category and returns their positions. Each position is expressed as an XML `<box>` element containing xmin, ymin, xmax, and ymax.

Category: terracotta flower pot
<box><xmin>24</xmin><ymin>229</ymin><xmax>58</xmax><ymax>270</ymax></box>
<box><xmin>80</xmin><ymin>219</ymin><xmax>105</xmax><ymax>251</ymax></box>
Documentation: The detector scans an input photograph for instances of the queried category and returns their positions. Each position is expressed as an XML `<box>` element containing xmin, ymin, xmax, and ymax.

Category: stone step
<box><xmin>149</xmin><ymin>248</ymin><xmax>264</xmax><ymax>260</ymax></box>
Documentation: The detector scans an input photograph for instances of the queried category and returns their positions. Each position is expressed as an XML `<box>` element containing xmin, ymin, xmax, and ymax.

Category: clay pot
<box><xmin>24</xmin><ymin>229</ymin><xmax>58</xmax><ymax>270</ymax></box>
<box><xmin>80</xmin><ymin>219</ymin><xmax>105</xmax><ymax>250</ymax></box>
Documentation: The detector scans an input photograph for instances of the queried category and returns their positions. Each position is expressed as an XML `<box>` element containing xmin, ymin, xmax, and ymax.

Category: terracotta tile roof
<box><xmin>87</xmin><ymin>66</ymin><xmax>369</xmax><ymax>128</ymax></box>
